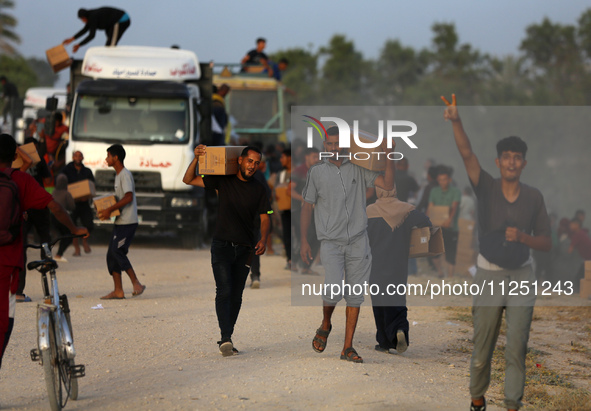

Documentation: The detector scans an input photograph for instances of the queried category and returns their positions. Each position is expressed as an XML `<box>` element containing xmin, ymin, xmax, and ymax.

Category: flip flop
<box><xmin>132</xmin><ymin>285</ymin><xmax>146</xmax><ymax>297</ymax></box>
<box><xmin>100</xmin><ymin>294</ymin><xmax>126</xmax><ymax>300</ymax></box>
<box><xmin>340</xmin><ymin>347</ymin><xmax>363</xmax><ymax>363</ymax></box>
<box><xmin>312</xmin><ymin>325</ymin><xmax>331</xmax><ymax>353</ymax></box>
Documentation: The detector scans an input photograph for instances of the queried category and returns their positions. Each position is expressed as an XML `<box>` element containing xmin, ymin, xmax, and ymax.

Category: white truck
<box><xmin>65</xmin><ymin>46</ymin><xmax>213</xmax><ymax>248</ymax></box>
<box><xmin>15</xmin><ymin>87</ymin><xmax>67</xmax><ymax>144</ymax></box>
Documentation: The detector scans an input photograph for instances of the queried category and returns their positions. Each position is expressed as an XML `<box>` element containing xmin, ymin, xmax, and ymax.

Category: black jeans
<box><xmin>211</xmin><ymin>239</ymin><xmax>253</xmax><ymax>341</ymax></box>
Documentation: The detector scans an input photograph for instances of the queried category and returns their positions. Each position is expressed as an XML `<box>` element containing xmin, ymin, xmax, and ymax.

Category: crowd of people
<box><xmin>1</xmin><ymin>18</ymin><xmax>590</xmax><ymax>409</ymax></box>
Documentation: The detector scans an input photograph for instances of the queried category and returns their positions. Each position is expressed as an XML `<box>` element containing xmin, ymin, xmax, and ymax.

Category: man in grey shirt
<box><xmin>300</xmin><ymin>125</ymin><xmax>396</xmax><ymax>363</ymax></box>
<box><xmin>99</xmin><ymin>144</ymin><xmax>146</xmax><ymax>299</ymax></box>
<box><xmin>442</xmin><ymin>94</ymin><xmax>550</xmax><ymax>411</ymax></box>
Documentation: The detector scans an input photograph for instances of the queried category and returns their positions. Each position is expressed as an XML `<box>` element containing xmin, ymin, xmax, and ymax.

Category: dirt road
<box><xmin>1</xmin><ymin>240</ymin><xmax>589</xmax><ymax>410</ymax></box>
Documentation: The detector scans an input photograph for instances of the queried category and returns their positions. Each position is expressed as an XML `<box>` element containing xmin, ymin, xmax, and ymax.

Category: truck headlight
<box><xmin>171</xmin><ymin>198</ymin><xmax>197</xmax><ymax>207</ymax></box>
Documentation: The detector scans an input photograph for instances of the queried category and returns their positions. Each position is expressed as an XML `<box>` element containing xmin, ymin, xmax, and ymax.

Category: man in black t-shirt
<box><xmin>241</xmin><ymin>37</ymin><xmax>271</xmax><ymax>74</ymax></box>
<box><xmin>442</xmin><ymin>94</ymin><xmax>551</xmax><ymax>411</ymax></box>
<box><xmin>183</xmin><ymin>145</ymin><xmax>271</xmax><ymax>357</ymax></box>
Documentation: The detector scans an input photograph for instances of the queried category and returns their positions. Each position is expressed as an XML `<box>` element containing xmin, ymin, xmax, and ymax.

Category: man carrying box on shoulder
<box><xmin>183</xmin><ymin>145</ymin><xmax>271</xmax><ymax>356</ymax></box>
<box><xmin>442</xmin><ymin>95</ymin><xmax>551</xmax><ymax>411</ymax></box>
<box><xmin>99</xmin><ymin>144</ymin><xmax>145</xmax><ymax>300</ymax></box>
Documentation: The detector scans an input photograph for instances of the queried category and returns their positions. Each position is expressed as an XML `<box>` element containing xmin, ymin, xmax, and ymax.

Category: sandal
<box><xmin>312</xmin><ymin>325</ymin><xmax>331</xmax><ymax>353</ymax></box>
<box><xmin>340</xmin><ymin>347</ymin><xmax>363</xmax><ymax>363</ymax></box>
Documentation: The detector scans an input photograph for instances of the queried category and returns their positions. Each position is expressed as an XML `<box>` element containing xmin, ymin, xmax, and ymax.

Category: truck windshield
<box><xmin>72</xmin><ymin>95</ymin><xmax>189</xmax><ymax>144</ymax></box>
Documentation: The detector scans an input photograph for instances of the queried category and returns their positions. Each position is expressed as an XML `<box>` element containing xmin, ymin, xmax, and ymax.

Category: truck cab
<box><xmin>67</xmin><ymin>46</ymin><xmax>212</xmax><ymax>248</ymax></box>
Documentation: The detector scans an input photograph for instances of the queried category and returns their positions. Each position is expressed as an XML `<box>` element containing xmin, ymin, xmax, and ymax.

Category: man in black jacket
<box><xmin>62</xmin><ymin>150</ymin><xmax>95</xmax><ymax>255</ymax></box>
<box><xmin>63</xmin><ymin>7</ymin><xmax>131</xmax><ymax>52</ymax></box>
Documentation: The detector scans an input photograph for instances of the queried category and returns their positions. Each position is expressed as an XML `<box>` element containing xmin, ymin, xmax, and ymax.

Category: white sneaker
<box><xmin>54</xmin><ymin>256</ymin><xmax>68</xmax><ymax>263</ymax></box>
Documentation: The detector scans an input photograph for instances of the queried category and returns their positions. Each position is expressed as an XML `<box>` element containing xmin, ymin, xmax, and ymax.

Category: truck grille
<box><xmin>95</xmin><ymin>170</ymin><xmax>162</xmax><ymax>192</ymax></box>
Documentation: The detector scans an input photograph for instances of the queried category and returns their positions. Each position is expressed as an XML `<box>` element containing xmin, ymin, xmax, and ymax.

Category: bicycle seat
<box><xmin>27</xmin><ymin>260</ymin><xmax>58</xmax><ymax>272</ymax></box>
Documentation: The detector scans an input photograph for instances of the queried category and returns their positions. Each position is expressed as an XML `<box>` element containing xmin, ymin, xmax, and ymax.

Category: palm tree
<box><xmin>0</xmin><ymin>0</ymin><xmax>20</xmax><ymax>55</ymax></box>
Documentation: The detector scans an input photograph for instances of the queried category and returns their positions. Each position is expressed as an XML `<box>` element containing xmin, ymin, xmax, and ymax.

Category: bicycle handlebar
<box><xmin>26</xmin><ymin>234</ymin><xmax>86</xmax><ymax>250</ymax></box>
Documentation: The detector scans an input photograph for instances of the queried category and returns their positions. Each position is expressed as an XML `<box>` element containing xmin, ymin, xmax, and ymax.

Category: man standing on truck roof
<box><xmin>63</xmin><ymin>7</ymin><xmax>131</xmax><ymax>53</ymax></box>
<box><xmin>241</xmin><ymin>37</ymin><xmax>271</xmax><ymax>74</ymax></box>
<box><xmin>182</xmin><ymin>145</ymin><xmax>271</xmax><ymax>356</ymax></box>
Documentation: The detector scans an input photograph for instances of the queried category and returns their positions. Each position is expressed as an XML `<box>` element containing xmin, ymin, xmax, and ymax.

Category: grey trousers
<box><xmin>470</xmin><ymin>264</ymin><xmax>536</xmax><ymax>410</ymax></box>
<box><xmin>320</xmin><ymin>234</ymin><xmax>372</xmax><ymax>307</ymax></box>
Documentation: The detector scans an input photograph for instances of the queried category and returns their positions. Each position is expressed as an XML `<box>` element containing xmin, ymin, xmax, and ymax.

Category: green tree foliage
<box><xmin>0</xmin><ymin>0</ymin><xmax>20</xmax><ymax>55</ymax></box>
<box><xmin>0</xmin><ymin>54</ymin><xmax>38</xmax><ymax>96</ymax></box>
<box><xmin>269</xmin><ymin>47</ymin><xmax>318</xmax><ymax>104</ymax></box>
<box><xmin>372</xmin><ymin>39</ymin><xmax>427</xmax><ymax>105</ymax></box>
<box><xmin>274</xmin><ymin>9</ymin><xmax>591</xmax><ymax>106</ymax></box>
<box><xmin>26</xmin><ymin>57</ymin><xmax>58</xmax><ymax>87</ymax></box>
<box><xmin>317</xmin><ymin>34</ymin><xmax>372</xmax><ymax>104</ymax></box>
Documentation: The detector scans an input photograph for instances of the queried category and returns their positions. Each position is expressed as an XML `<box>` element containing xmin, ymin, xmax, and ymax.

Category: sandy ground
<box><xmin>1</xmin><ymin>237</ymin><xmax>589</xmax><ymax>410</ymax></box>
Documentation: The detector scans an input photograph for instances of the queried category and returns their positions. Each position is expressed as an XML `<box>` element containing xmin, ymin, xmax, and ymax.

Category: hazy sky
<box><xmin>11</xmin><ymin>0</ymin><xmax>591</xmax><ymax>86</ymax></box>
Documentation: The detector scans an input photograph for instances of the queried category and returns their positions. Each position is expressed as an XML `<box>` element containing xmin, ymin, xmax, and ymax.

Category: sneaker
<box><xmin>218</xmin><ymin>340</ymin><xmax>234</xmax><ymax>357</ymax></box>
<box><xmin>251</xmin><ymin>279</ymin><xmax>260</xmax><ymax>289</ymax></box>
<box><xmin>54</xmin><ymin>256</ymin><xmax>68</xmax><ymax>263</ymax></box>
<box><xmin>470</xmin><ymin>397</ymin><xmax>486</xmax><ymax>411</ymax></box>
<box><xmin>16</xmin><ymin>294</ymin><xmax>32</xmax><ymax>303</ymax></box>
<box><xmin>395</xmin><ymin>330</ymin><xmax>407</xmax><ymax>353</ymax></box>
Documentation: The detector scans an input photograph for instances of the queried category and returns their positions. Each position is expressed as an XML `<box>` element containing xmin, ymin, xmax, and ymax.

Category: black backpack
<box><xmin>0</xmin><ymin>168</ymin><xmax>22</xmax><ymax>245</ymax></box>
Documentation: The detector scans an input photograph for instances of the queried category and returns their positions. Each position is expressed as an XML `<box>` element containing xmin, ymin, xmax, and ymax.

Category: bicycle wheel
<box><xmin>59</xmin><ymin>295</ymin><xmax>78</xmax><ymax>401</ymax></box>
<box><xmin>68</xmin><ymin>358</ymin><xmax>79</xmax><ymax>400</ymax></box>
<box><xmin>41</xmin><ymin>317</ymin><xmax>62</xmax><ymax>411</ymax></box>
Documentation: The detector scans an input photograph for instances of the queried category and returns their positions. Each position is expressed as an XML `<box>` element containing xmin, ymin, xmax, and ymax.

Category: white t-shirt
<box><xmin>114</xmin><ymin>168</ymin><xmax>138</xmax><ymax>225</ymax></box>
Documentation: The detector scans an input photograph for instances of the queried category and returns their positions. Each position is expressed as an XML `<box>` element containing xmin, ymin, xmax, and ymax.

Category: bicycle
<box><xmin>27</xmin><ymin>235</ymin><xmax>86</xmax><ymax>411</ymax></box>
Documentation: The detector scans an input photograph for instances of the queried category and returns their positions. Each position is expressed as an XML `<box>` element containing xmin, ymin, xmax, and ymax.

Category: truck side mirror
<box><xmin>46</xmin><ymin>97</ymin><xmax>58</xmax><ymax>111</ymax></box>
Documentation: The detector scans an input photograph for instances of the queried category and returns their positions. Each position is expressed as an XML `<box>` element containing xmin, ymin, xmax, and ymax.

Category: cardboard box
<box><xmin>12</xmin><ymin>142</ymin><xmax>41</xmax><ymax>168</ymax></box>
<box><xmin>580</xmin><ymin>278</ymin><xmax>591</xmax><ymax>299</ymax></box>
<box><xmin>93</xmin><ymin>195</ymin><xmax>120</xmax><ymax>218</ymax></box>
<box><xmin>427</xmin><ymin>205</ymin><xmax>450</xmax><ymax>227</ymax></box>
<box><xmin>409</xmin><ymin>226</ymin><xmax>445</xmax><ymax>258</ymax></box>
<box><xmin>67</xmin><ymin>179</ymin><xmax>96</xmax><ymax>200</ymax></box>
<box><xmin>46</xmin><ymin>45</ymin><xmax>72</xmax><ymax>73</ymax></box>
<box><xmin>198</xmin><ymin>146</ymin><xmax>246</xmax><ymax>175</ymax></box>
<box><xmin>348</xmin><ymin>130</ymin><xmax>386</xmax><ymax>172</ymax></box>
<box><xmin>275</xmin><ymin>184</ymin><xmax>291</xmax><ymax>210</ymax></box>
<box><xmin>585</xmin><ymin>261</ymin><xmax>591</xmax><ymax>280</ymax></box>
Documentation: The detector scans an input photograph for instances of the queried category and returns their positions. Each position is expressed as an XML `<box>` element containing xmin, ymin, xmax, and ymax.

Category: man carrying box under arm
<box><xmin>98</xmin><ymin>144</ymin><xmax>145</xmax><ymax>300</ymax></box>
